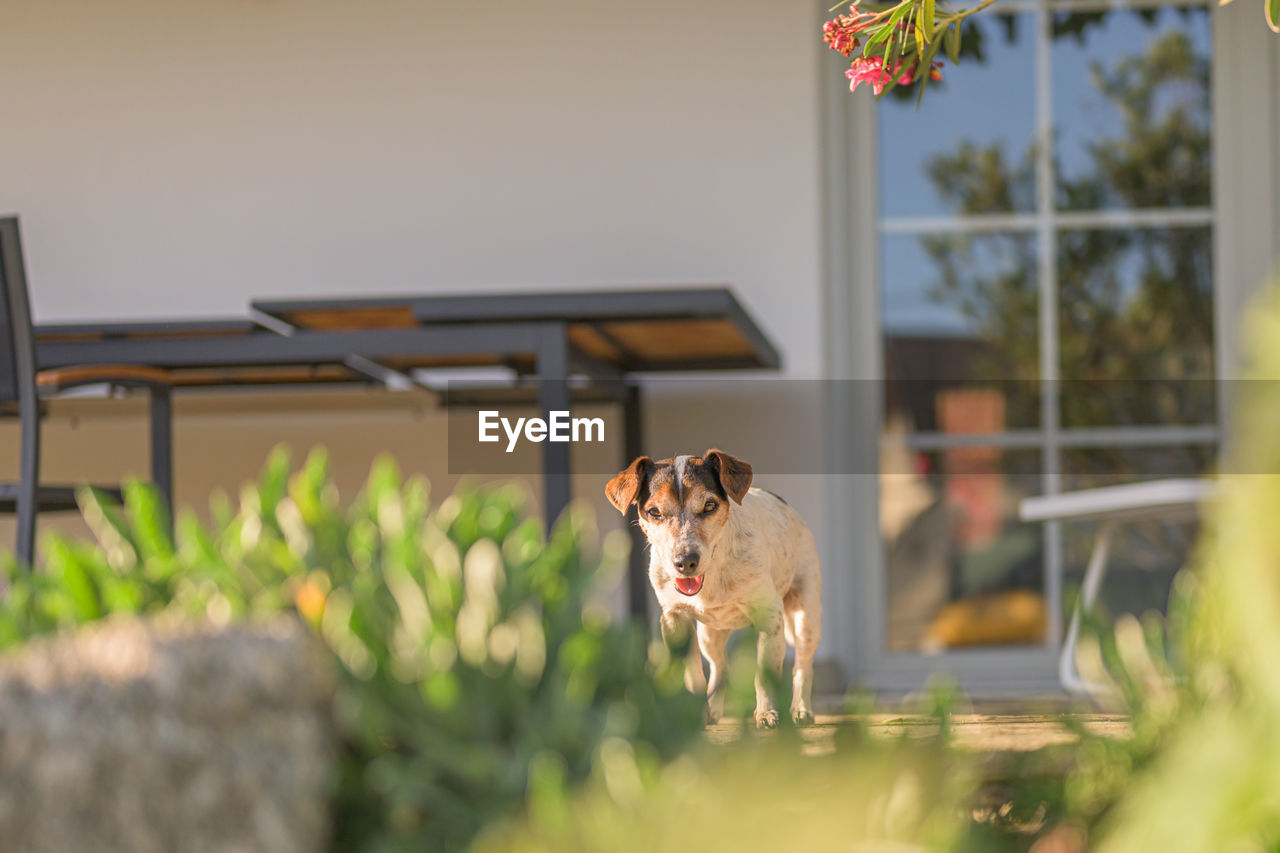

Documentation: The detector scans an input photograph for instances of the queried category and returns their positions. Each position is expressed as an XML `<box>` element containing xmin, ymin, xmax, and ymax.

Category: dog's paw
<box><xmin>791</xmin><ymin>707</ymin><xmax>815</xmax><ymax>726</ymax></box>
<box><xmin>705</xmin><ymin>706</ymin><xmax>722</xmax><ymax>725</ymax></box>
<box><xmin>753</xmin><ymin>708</ymin><xmax>780</xmax><ymax>728</ymax></box>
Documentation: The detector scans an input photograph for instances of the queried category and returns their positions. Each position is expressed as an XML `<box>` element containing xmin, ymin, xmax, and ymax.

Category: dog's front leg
<box><xmin>660</xmin><ymin>610</ymin><xmax>706</xmax><ymax>695</ymax></box>
<box><xmin>752</xmin><ymin>604</ymin><xmax>785</xmax><ymax>728</ymax></box>
<box><xmin>698</xmin><ymin>623</ymin><xmax>732</xmax><ymax>724</ymax></box>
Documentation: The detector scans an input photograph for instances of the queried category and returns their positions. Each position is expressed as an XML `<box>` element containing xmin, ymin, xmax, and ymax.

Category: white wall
<box><xmin>1</xmin><ymin>1</ymin><xmax>847</xmax><ymax>673</ymax></box>
<box><xmin>0</xmin><ymin>0</ymin><xmax>824</xmax><ymax>377</ymax></box>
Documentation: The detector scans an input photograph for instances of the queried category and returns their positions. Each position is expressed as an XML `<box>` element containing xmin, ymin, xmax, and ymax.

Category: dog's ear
<box><xmin>704</xmin><ymin>449</ymin><xmax>753</xmax><ymax>505</ymax></box>
<box><xmin>605</xmin><ymin>456</ymin><xmax>654</xmax><ymax>514</ymax></box>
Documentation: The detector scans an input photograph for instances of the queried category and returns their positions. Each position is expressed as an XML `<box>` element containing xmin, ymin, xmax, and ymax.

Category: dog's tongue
<box><xmin>674</xmin><ymin>575</ymin><xmax>704</xmax><ymax>596</ymax></box>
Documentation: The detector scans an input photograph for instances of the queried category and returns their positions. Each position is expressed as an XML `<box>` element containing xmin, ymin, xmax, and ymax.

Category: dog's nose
<box><xmin>673</xmin><ymin>551</ymin><xmax>700</xmax><ymax>574</ymax></box>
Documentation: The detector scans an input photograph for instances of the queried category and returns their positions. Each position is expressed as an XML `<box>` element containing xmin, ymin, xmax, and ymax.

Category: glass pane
<box><xmin>1052</xmin><ymin>6</ymin><xmax>1212</xmax><ymax>210</ymax></box>
<box><xmin>883</xmin><ymin>448</ymin><xmax>1044</xmax><ymax>652</ymax></box>
<box><xmin>883</xmin><ymin>232</ymin><xmax>1040</xmax><ymax>431</ymax></box>
<box><xmin>1058</xmin><ymin>226</ymin><xmax>1215</xmax><ymax>427</ymax></box>
<box><xmin>880</xmin><ymin>14</ymin><xmax>1037</xmax><ymax>218</ymax></box>
<box><xmin>1061</xmin><ymin>445</ymin><xmax>1213</xmax><ymax>624</ymax></box>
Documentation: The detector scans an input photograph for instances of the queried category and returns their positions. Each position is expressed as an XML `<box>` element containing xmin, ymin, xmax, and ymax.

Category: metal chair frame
<box><xmin>0</xmin><ymin>216</ymin><xmax>172</xmax><ymax>565</ymax></box>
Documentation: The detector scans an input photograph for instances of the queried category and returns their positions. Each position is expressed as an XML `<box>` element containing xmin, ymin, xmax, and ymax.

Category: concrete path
<box><xmin>705</xmin><ymin>712</ymin><xmax>1129</xmax><ymax>757</ymax></box>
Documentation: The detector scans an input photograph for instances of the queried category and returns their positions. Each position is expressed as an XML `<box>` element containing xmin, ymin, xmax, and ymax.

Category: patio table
<box><xmin>35</xmin><ymin>288</ymin><xmax>780</xmax><ymax>617</ymax></box>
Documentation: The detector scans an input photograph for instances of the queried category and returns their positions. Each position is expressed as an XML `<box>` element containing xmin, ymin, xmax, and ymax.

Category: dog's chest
<box><xmin>690</xmin><ymin>598</ymin><xmax>753</xmax><ymax>630</ymax></box>
<box><xmin>655</xmin><ymin>584</ymin><xmax>754</xmax><ymax>629</ymax></box>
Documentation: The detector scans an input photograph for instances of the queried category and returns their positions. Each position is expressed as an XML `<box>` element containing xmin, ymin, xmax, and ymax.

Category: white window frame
<box><xmin>820</xmin><ymin>0</ymin><xmax>1280</xmax><ymax>692</ymax></box>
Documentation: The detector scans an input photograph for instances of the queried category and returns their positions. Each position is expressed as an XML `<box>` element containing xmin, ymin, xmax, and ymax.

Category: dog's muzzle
<box><xmin>672</xmin><ymin>550</ymin><xmax>703</xmax><ymax>595</ymax></box>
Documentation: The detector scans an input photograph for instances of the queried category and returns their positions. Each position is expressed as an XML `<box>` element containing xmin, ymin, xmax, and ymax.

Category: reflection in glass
<box><xmin>882</xmin><ymin>447</ymin><xmax>1044</xmax><ymax>652</ymax></box>
<box><xmin>1058</xmin><ymin>227</ymin><xmax>1214</xmax><ymax>427</ymax></box>
<box><xmin>873</xmin><ymin>0</ymin><xmax>1218</xmax><ymax>662</ymax></box>
<box><xmin>1060</xmin><ymin>445</ymin><xmax>1213</xmax><ymax>624</ymax></box>
<box><xmin>1052</xmin><ymin>6</ymin><xmax>1211</xmax><ymax>210</ymax></box>
<box><xmin>882</xmin><ymin>232</ymin><xmax>1039</xmax><ymax>431</ymax></box>
<box><xmin>879</xmin><ymin>14</ymin><xmax>1036</xmax><ymax>218</ymax></box>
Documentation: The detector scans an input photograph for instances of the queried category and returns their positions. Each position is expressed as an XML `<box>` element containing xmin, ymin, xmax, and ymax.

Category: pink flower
<box><xmin>846</xmin><ymin>57</ymin><xmax>945</xmax><ymax>94</ymax></box>
<box><xmin>823</xmin><ymin>5</ymin><xmax>877</xmax><ymax>57</ymax></box>
<box><xmin>823</xmin><ymin>20</ymin><xmax>861</xmax><ymax>56</ymax></box>
<box><xmin>845</xmin><ymin>57</ymin><xmax>893</xmax><ymax>95</ymax></box>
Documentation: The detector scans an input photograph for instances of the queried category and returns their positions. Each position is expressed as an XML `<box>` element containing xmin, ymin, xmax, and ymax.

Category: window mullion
<box><xmin>1035</xmin><ymin>0</ymin><xmax>1064</xmax><ymax>650</ymax></box>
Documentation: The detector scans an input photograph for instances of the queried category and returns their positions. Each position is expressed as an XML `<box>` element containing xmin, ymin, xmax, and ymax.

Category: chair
<box><xmin>0</xmin><ymin>216</ymin><xmax>173</xmax><ymax>566</ymax></box>
<box><xmin>1019</xmin><ymin>478</ymin><xmax>1213</xmax><ymax>696</ymax></box>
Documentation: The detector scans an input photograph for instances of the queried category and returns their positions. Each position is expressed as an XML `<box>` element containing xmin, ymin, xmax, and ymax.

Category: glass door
<box><xmin>873</xmin><ymin>0</ymin><xmax>1216</xmax><ymax>675</ymax></box>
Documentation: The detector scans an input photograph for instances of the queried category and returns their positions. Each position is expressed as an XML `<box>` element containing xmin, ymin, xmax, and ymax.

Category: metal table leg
<box><xmin>622</xmin><ymin>383</ymin><xmax>649</xmax><ymax>622</ymax></box>
<box><xmin>148</xmin><ymin>385</ymin><xmax>174</xmax><ymax>528</ymax></box>
<box><xmin>536</xmin><ymin>322</ymin><xmax>571</xmax><ymax>525</ymax></box>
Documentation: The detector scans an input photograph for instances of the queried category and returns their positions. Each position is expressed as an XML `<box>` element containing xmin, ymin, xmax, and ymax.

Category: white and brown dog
<box><xmin>606</xmin><ymin>450</ymin><xmax>822</xmax><ymax>727</ymax></box>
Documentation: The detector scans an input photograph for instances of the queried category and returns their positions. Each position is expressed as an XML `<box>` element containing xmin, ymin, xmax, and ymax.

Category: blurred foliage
<box><xmin>1080</xmin><ymin>287</ymin><xmax>1280</xmax><ymax>853</ymax></box>
<box><xmin>477</xmin><ymin>706</ymin><xmax>975</xmax><ymax>853</ymax></box>
<box><xmin>0</xmin><ymin>448</ymin><xmax>705</xmax><ymax>852</ymax></box>
<box><xmin>959</xmin><ymin>284</ymin><xmax>1280</xmax><ymax>852</ymax></box>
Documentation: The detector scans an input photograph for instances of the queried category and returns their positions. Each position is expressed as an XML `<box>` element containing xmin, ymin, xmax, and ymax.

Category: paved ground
<box><xmin>705</xmin><ymin>705</ymin><xmax>1129</xmax><ymax>757</ymax></box>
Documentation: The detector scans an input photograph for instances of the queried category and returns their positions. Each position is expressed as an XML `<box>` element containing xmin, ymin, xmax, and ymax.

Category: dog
<box><xmin>605</xmin><ymin>449</ymin><xmax>822</xmax><ymax>727</ymax></box>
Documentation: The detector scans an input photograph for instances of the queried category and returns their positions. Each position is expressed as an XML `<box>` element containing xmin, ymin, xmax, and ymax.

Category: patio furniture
<box><xmin>35</xmin><ymin>287</ymin><xmax>779</xmax><ymax>616</ymax></box>
<box><xmin>0</xmin><ymin>216</ymin><xmax>174</xmax><ymax>565</ymax></box>
<box><xmin>1019</xmin><ymin>478</ymin><xmax>1213</xmax><ymax>696</ymax></box>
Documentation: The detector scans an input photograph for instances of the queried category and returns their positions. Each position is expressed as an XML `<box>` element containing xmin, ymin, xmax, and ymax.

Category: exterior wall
<box><xmin>0</xmin><ymin>0</ymin><xmax>824</xmax><ymax>369</ymax></box>
<box><xmin>0</xmin><ymin>1</ymin><xmax>842</xmax><ymax>666</ymax></box>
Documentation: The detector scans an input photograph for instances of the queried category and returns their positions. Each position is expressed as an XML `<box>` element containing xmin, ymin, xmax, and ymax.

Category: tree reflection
<box><xmin>922</xmin><ymin>18</ymin><xmax>1214</xmax><ymax>431</ymax></box>
<box><xmin>884</xmin><ymin>14</ymin><xmax>1214</xmax><ymax>650</ymax></box>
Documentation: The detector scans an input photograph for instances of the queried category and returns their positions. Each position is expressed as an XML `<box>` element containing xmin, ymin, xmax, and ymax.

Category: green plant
<box><xmin>0</xmin><ymin>448</ymin><xmax>705</xmax><ymax>852</ymax></box>
<box><xmin>824</xmin><ymin>0</ymin><xmax>1278</xmax><ymax>105</ymax></box>
<box><xmin>1077</xmin><ymin>288</ymin><xmax>1280</xmax><ymax>852</ymax></box>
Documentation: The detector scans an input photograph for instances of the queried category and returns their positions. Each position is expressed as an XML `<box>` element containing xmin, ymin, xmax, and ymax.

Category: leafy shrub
<box><xmin>0</xmin><ymin>448</ymin><xmax>705</xmax><ymax>851</ymax></box>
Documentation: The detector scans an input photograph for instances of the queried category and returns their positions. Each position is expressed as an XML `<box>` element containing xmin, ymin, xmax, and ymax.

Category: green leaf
<box><xmin>123</xmin><ymin>479</ymin><xmax>175</xmax><ymax>566</ymax></box>
<box><xmin>867</xmin><ymin>22</ymin><xmax>894</xmax><ymax>46</ymax></box>
<box><xmin>886</xmin><ymin>0</ymin><xmax>914</xmax><ymax>27</ymax></box>
<box><xmin>922</xmin><ymin>0</ymin><xmax>935</xmax><ymax>41</ymax></box>
<box><xmin>258</xmin><ymin>444</ymin><xmax>293</xmax><ymax>516</ymax></box>
<box><xmin>1268</xmin><ymin>0</ymin><xmax>1280</xmax><ymax>32</ymax></box>
<box><xmin>947</xmin><ymin>19</ymin><xmax>961</xmax><ymax>63</ymax></box>
<box><xmin>43</xmin><ymin>539</ymin><xmax>101</xmax><ymax>624</ymax></box>
<box><xmin>914</xmin><ymin>36</ymin><xmax>944</xmax><ymax>108</ymax></box>
<box><xmin>77</xmin><ymin>486</ymin><xmax>139</xmax><ymax>571</ymax></box>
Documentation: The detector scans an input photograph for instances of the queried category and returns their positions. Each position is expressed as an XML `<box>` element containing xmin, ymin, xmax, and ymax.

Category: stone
<box><xmin>0</xmin><ymin>617</ymin><xmax>336</xmax><ymax>853</ymax></box>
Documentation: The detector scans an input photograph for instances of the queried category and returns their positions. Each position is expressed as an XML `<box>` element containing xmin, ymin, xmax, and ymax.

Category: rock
<box><xmin>0</xmin><ymin>617</ymin><xmax>336</xmax><ymax>853</ymax></box>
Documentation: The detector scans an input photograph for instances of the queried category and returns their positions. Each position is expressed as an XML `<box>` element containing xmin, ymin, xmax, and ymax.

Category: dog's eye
<box><xmin>645</xmin><ymin>507</ymin><xmax>662</xmax><ymax>519</ymax></box>
<box><xmin>702</xmin><ymin>500</ymin><xmax>718</xmax><ymax>514</ymax></box>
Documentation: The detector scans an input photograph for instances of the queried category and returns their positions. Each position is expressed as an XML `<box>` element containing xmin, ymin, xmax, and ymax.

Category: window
<box><xmin>877</xmin><ymin>2</ymin><xmax>1215</xmax><ymax>655</ymax></box>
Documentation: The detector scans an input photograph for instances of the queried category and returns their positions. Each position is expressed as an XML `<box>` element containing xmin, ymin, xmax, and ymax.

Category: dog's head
<box><xmin>605</xmin><ymin>449</ymin><xmax>753</xmax><ymax>597</ymax></box>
